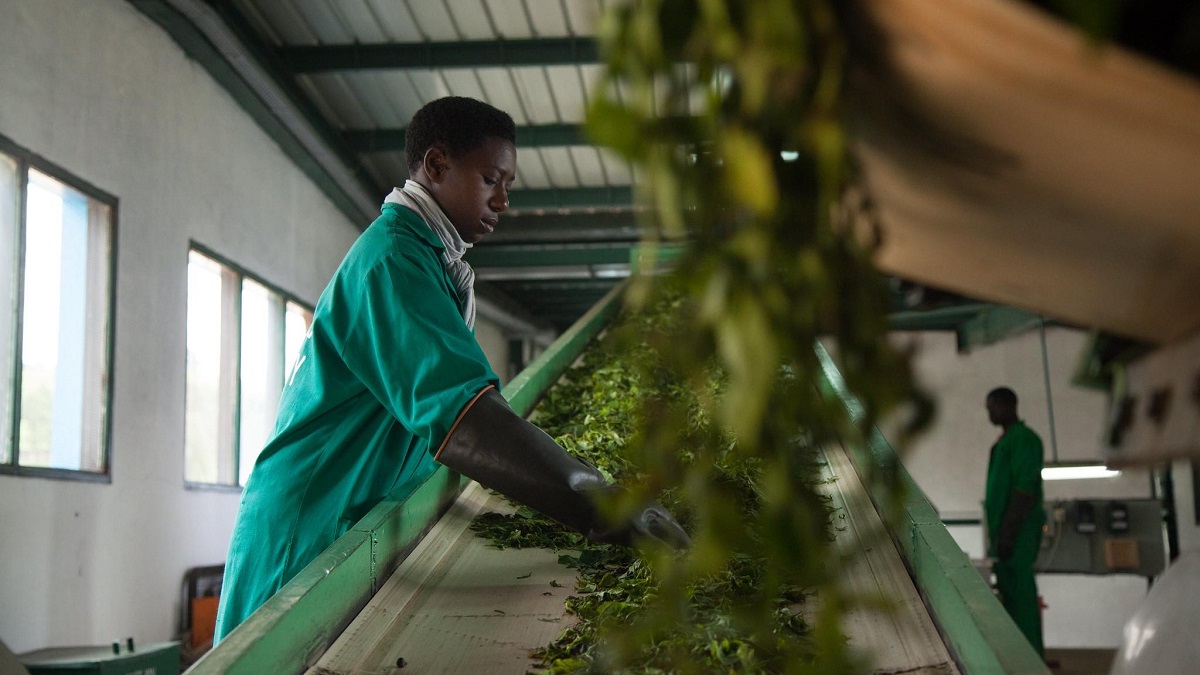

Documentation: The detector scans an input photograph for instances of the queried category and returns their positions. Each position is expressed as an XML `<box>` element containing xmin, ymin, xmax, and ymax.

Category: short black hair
<box><xmin>405</xmin><ymin>96</ymin><xmax>516</xmax><ymax>173</ymax></box>
<box><xmin>987</xmin><ymin>387</ymin><xmax>1018</xmax><ymax>407</ymax></box>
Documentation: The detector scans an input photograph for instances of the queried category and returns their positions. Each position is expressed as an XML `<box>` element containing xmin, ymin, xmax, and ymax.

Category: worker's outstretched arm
<box><xmin>436</xmin><ymin>387</ymin><xmax>691</xmax><ymax>550</ymax></box>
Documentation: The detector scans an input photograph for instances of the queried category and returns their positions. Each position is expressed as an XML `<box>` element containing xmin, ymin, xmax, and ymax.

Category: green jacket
<box><xmin>214</xmin><ymin>203</ymin><xmax>498</xmax><ymax>641</ymax></box>
<box><xmin>984</xmin><ymin>421</ymin><xmax>1046</xmax><ymax>560</ymax></box>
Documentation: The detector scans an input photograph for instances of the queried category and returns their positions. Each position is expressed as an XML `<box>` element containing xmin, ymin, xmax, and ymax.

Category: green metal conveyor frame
<box><xmin>817</xmin><ymin>342</ymin><xmax>1049</xmax><ymax>674</ymax></box>
<box><xmin>188</xmin><ymin>283</ymin><xmax>1047</xmax><ymax>675</ymax></box>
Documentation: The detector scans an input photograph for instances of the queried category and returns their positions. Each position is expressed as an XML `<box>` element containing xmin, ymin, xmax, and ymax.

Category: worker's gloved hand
<box><xmin>996</xmin><ymin>489</ymin><xmax>1037</xmax><ymax>561</ymax></box>
<box><xmin>584</xmin><ymin>486</ymin><xmax>692</xmax><ymax>550</ymax></box>
<box><xmin>437</xmin><ymin>387</ymin><xmax>690</xmax><ymax>551</ymax></box>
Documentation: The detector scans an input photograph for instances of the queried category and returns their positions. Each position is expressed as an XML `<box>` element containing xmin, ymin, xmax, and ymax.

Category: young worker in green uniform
<box><xmin>214</xmin><ymin>97</ymin><xmax>689</xmax><ymax>644</ymax></box>
<box><xmin>984</xmin><ymin>386</ymin><xmax>1046</xmax><ymax>657</ymax></box>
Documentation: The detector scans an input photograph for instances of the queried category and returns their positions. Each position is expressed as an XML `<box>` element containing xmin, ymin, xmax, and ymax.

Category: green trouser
<box><xmin>994</xmin><ymin>533</ymin><xmax>1043</xmax><ymax>658</ymax></box>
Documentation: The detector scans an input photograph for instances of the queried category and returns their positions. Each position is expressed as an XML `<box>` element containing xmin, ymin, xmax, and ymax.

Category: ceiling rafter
<box><xmin>484</xmin><ymin>212</ymin><xmax>642</xmax><ymax>244</ymax></box>
<box><xmin>344</xmin><ymin>123</ymin><xmax>587</xmax><ymax>152</ymax></box>
<box><xmin>280</xmin><ymin>37</ymin><xmax>599</xmax><ymax>72</ymax></box>
<box><xmin>508</xmin><ymin>186</ymin><xmax>633</xmax><ymax>211</ymax></box>
<box><xmin>130</xmin><ymin>0</ymin><xmax>649</xmax><ymax>328</ymax></box>
<box><xmin>466</xmin><ymin>243</ymin><xmax>635</xmax><ymax>268</ymax></box>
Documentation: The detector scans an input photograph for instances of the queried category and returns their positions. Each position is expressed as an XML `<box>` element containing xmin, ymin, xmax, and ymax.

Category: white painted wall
<box><xmin>0</xmin><ymin>0</ymin><xmax>358</xmax><ymax>654</ymax></box>
<box><xmin>0</xmin><ymin>1</ymin><xmax>522</xmax><ymax>655</ymax></box>
<box><xmin>474</xmin><ymin>319</ymin><xmax>511</xmax><ymax>385</ymax></box>
<box><xmin>893</xmin><ymin>327</ymin><xmax>1160</xmax><ymax>648</ymax></box>
<box><xmin>1171</xmin><ymin>459</ymin><xmax>1200</xmax><ymax>554</ymax></box>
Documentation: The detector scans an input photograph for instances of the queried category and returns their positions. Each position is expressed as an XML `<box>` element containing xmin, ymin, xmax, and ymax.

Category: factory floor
<box><xmin>1045</xmin><ymin>647</ymin><xmax>1117</xmax><ymax>675</ymax></box>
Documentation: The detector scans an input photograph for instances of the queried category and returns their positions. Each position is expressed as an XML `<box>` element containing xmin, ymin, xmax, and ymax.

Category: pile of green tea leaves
<box><xmin>470</xmin><ymin>292</ymin><xmax>845</xmax><ymax>673</ymax></box>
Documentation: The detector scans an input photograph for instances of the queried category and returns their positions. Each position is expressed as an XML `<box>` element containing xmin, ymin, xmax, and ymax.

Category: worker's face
<box><xmin>986</xmin><ymin>397</ymin><xmax>1009</xmax><ymax>426</ymax></box>
<box><xmin>423</xmin><ymin>137</ymin><xmax>516</xmax><ymax>244</ymax></box>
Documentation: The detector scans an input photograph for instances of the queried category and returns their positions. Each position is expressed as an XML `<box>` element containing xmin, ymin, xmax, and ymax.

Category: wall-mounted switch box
<box><xmin>1037</xmin><ymin>499</ymin><xmax>1165</xmax><ymax>577</ymax></box>
<box><xmin>1108</xmin><ymin>501</ymin><xmax>1130</xmax><ymax>532</ymax></box>
<box><xmin>1076</xmin><ymin>501</ymin><xmax>1097</xmax><ymax>534</ymax></box>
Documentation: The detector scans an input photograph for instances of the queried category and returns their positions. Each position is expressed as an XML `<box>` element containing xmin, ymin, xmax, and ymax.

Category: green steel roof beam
<box><xmin>281</xmin><ymin>37</ymin><xmax>599</xmax><ymax>73</ymax></box>
<box><xmin>887</xmin><ymin>303</ymin><xmax>990</xmax><ymax>332</ymax></box>
<box><xmin>955</xmin><ymin>306</ymin><xmax>1046</xmax><ymax>353</ymax></box>
<box><xmin>525</xmin><ymin>298</ymin><xmax>611</xmax><ymax>309</ymax></box>
<box><xmin>492</xmin><ymin>280</ymin><xmax>621</xmax><ymax>293</ymax></box>
<box><xmin>486</xmin><ymin>212</ymin><xmax>643</xmax><ymax>244</ymax></box>
<box><xmin>508</xmin><ymin>306</ymin><xmax>611</xmax><ymax>319</ymax></box>
<box><xmin>475</xmin><ymin>266</ymin><xmax>630</xmax><ymax>282</ymax></box>
<box><xmin>508</xmin><ymin>186</ymin><xmax>634</xmax><ymax>211</ymax></box>
<box><xmin>519</xmin><ymin>294</ymin><xmax>612</xmax><ymax>307</ymax></box>
<box><xmin>346</xmin><ymin>123</ymin><xmax>588</xmax><ymax>152</ymax></box>
<box><xmin>467</xmin><ymin>243</ymin><xmax>635</xmax><ymax>268</ymax></box>
<box><xmin>502</xmin><ymin>287</ymin><xmax>612</xmax><ymax>298</ymax></box>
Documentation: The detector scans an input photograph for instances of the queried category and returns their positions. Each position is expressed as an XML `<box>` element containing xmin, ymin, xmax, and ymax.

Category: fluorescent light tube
<box><xmin>1041</xmin><ymin>464</ymin><xmax>1121</xmax><ymax>481</ymax></box>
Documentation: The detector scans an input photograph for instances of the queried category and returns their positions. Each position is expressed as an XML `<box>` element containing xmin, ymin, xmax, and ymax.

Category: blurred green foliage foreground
<box><xmin>476</xmin><ymin>0</ymin><xmax>941</xmax><ymax>672</ymax></box>
<box><xmin>474</xmin><ymin>0</ymin><xmax>1200</xmax><ymax>671</ymax></box>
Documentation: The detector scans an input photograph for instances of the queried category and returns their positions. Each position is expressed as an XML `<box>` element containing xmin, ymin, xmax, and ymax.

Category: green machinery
<box><xmin>187</xmin><ymin>282</ymin><xmax>1047</xmax><ymax>675</ymax></box>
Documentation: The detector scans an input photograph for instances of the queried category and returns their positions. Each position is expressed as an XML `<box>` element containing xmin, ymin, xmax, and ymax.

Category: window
<box><xmin>184</xmin><ymin>248</ymin><xmax>312</xmax><ymax>487</ymax></box>
<box><xmin>0</xmin><ymin>136</ymin><xmax>116</xmax><ymax>480</ymax></box>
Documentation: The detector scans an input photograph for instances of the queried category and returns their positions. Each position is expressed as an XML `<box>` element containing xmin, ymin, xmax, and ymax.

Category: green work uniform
<box><xmin>984</xmin><ymin>421</ymin><xmax>1046</xmax><ymax>657</ymax></box>
<box><xmin>214</xmin><ymin>203</ymin><xmax>498</xmax><ymax>642</ymax></box>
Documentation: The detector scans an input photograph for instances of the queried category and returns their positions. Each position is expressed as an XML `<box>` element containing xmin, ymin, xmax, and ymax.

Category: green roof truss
<box><xmin>281</xmin><ymin>37</ymin><xmax>599</xmax><ymax>73</ymax></box>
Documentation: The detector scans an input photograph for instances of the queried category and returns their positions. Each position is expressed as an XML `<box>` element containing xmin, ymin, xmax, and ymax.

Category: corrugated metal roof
<box><xmin>233</xmin><ymin>0</ymin><xmax>618</xmax><ymax>189</ymax></box>
<box><xmin>176</xmin><ymin>0</ymin><xmax>634</xmax><ymax>327</ymax></box>
<box><xmin>237</xmin><ymin>0</ymin><xmax>604</xmax><ymax>44</ymax></box>
<box><xmin>151</xmin><ymin>0</ymin><xmax>1200</xmax><ymax>338</ymax></box>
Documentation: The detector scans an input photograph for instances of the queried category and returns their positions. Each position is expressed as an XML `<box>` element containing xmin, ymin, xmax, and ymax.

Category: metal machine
<box><xmin>185</xmin><ymin>284</ymin><xmax>1045</xmax><ymax>674</ymax></box>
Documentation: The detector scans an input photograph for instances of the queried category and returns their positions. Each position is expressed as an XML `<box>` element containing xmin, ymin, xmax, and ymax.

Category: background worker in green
<box><xmin>214</xmin><ymin>97</ymin><xmax>688</xmax><ymax>644</ymax></box>
<box><xmin>984</xmin><ymin>386</ymin><xmax>1046</xmax><ymax>658</ymax></box>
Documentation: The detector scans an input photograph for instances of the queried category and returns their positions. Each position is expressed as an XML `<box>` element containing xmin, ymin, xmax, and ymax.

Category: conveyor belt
<box><xmin>189</xmin><ymin>286</ymin><xmax>1044</xmax><ymax>674</ymax></box>
<box><xmin>820</xmin><ymin>442</ymin><xmax>958</xmax><ymax>674</ymax></box>
<box><xmin>307</xmin><ymin>484</ymin><xmax>577</xmax><ymax>674</ymax></box>
<box><xmin>307</xmin><ymin>441</ymin><xmax>958</xmax><ymax>674</ymax></box>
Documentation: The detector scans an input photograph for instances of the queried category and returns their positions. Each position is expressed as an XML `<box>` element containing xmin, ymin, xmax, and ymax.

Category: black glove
<box><xmin>436</xmin><ymin>388</ymin><xmax>691</xmax><ymax>550</ymax></box>
<box><xmin>997</xmin><ymin>489</ymin><xmax>1036</xmax><ymax>561</ymax></box>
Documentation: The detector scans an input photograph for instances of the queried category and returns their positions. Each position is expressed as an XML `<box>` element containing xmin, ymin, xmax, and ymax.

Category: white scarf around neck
<box><xmin>385</xmin><ymin>180</ymin><xmax>476</xmax><ymax>329</ymax></box>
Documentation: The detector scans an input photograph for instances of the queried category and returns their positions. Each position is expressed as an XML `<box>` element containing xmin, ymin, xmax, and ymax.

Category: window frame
<box><xmin>183</xmin><ymin>241</ymin><xmax>313</xmax><ymax>492</ymax></box>
<box><xmin>0</xmin><ymin>132</ymin><xmax>119</xmax><ymax>484</ymax></box>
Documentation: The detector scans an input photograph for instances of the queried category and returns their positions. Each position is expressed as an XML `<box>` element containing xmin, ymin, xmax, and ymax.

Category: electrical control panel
<box><xmin>1035</xmin><ymin>498</ymin><xmax>1166</xmax><ymax>577</ymax></box>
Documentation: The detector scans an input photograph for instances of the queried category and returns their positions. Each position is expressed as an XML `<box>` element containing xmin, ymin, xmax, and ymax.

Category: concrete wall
<box><xmin>894</xmin><ymin>327</ymin><xmax>1159</xmax><ymax>648</ymax></box>
<box><xmin>0</xmin><ymin>0</ymin><xmax>509</xmax><ymax>654</ymax></box>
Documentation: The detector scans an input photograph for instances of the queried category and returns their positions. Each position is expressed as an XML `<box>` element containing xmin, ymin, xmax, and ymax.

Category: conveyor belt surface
<box><xmin>820</xmin><ymin>442</ymin><xmax>959</xmax><ymax>674</ymax></box>
<box><xmin>308</xmin><ymin>483</ymin><xmax>578</xmax><ymax>674</ymax></box>
<box><xmin>308</xmin><ymin>442</ymin><xmax>959</xmax><ymax>674</ymax></box>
